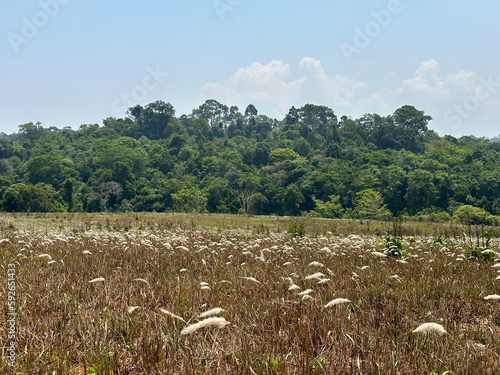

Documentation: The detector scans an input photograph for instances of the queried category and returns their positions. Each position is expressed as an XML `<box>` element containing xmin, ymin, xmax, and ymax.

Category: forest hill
<box><xmin>0</xmin><ymin>100</ymin><xmax>499</xmax><ymax>225</ymax></box>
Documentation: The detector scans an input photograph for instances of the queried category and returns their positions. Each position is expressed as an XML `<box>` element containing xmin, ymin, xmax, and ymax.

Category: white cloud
<box><xmin>397</xmin><ymin>59</ymin><xmax>478</xmax><ymax>98</ymax></box>
<box><xmin>299</xmin><ymin>57</ymin><xmax>367</xmax><ymax>106</ymax></box>
<box><xmin>200</xmin><ymin>58</ymin><xmax>366</xmax><ymax>116</ymax></box>
<box><xmin>200</xmin><ymin>60</ymin><xmax>304</xmax><ymax>115</ymax></box>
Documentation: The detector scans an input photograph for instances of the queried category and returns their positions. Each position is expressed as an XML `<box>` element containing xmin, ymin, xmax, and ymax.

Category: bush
<box><xmin>381</xmin><ymin>236</ymin><xmax>407</xmax><ymax>257</ymax></box>
<box><xmin>287</xmin><ymin>219</ymin><xmax>306</xmax><ymax>237</ymax></box>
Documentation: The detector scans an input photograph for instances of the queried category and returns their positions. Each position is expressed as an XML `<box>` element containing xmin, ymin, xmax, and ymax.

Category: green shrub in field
<box><xmin>465</xmin><ymin>231</ymin><xmax>497</xmax><ymax>262</ymax></box>
<box><xmin>287</xmin><ymin>219</ymin><xmax>306</xmax><ymax>237</ymax></box>
<box><xmin>381</xmin><ymin>236</ymin><xmax>408</xmax><ymax>257</ymax></box>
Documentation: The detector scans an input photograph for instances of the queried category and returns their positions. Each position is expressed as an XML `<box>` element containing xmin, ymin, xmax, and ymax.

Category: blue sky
<box><xmin>1</xmin><ymin>0</ymin><xmax>499</xmax><ymax>137</ymax></box>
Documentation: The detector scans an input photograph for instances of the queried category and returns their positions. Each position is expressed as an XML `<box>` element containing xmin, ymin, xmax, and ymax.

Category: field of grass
<box><xmin>1</xmin><ymin>213</ymin><xmax>499</xmax><ymax>374</ymax></box>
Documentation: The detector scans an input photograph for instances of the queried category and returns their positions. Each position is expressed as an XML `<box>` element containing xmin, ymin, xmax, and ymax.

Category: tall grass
<box><xmin>0</xmin><ymin>215</ymin><xmax>498</xmax><ymax>374</ymax></box>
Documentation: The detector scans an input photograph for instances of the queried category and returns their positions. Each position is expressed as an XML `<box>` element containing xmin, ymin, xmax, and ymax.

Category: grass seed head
<box><xmin>240</xmin><ymin>276</ymin><xmax>261</xmax><ymax>284</ymax></box>
<box><xmin>159</xmin><ymin>308</ymin><xmax>186</xmax><ymax>322</ymax></box>
<box><xmin>89</xmin><ymin>277</ymin><xmax>105</xmax><ymax>283</ymax></box>
<box><xmin>308</xmin><ymin>261</ymin><xmax>324</xmax><ymax>267</ymax></box>
<box><xmin>304</xmin><ymin>272</ymin><xmax>325</xmax><ymax>280</ymax></box>
<box><xmin>298</xmin><ymin>289</ymin><xmax>313</xmax><ymax>296</ymax></box>
<box><xmin>324</xmin><ymin>298</ymin><xmax>351</xmax><ymax>308</ymax></box>
<box><xmin>199</xmin><ymin>307</ymin><xmax>225</xmax><ymax>318</ymax></box>
<box><xmin>484</xmin><ymin>294</ymin><xmax>500</xmax><ymax>300</ymax></box>
<box><xmin>180</xmin><ymin>317</ymin><xmax>230</xmax><ymax>335</ymax></box>
<box><xmin>412</xmin><ymin>323</ymin><xmax>447</xmax><ymax>335</ymax></box>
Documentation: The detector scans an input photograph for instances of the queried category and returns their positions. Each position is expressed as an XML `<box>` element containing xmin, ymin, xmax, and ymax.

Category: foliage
<box><xmin>309</xmin><ymin>194</ymin><xmax>343</xmax><ymax>218</ymax></box>
<box><xmin>171</xmin><ymin>188</ymin><xmax>207</xmax><ymax>213</ymax></box>
<box><xmin>0</xmin><ymin>100</ymin><xmax>499</xmax><ymax>223</ymax></box>
<box><xmin>381</xmin><ymin>236</ymin><xmax>407</xmax><ymax>257</ymax></box>
<box><xmin>354</xmin><ymin>189</ymin><xmax>392</xmax><ymax>220</ymax></box>
<box><xmin>287</xmin><ymin>218</ymin><xmax>306</xmax><ymax>237</ymax></box>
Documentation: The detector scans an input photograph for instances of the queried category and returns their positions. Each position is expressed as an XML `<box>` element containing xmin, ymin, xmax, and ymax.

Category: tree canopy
<box><xmin>0</xmin><ymin>101</ymin><xmax>499</xmax><ymax>223</ymax></box>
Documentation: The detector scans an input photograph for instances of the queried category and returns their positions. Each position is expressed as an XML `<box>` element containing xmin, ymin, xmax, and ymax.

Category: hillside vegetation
<box><xmin>1</xmin><ymin>101</ymin><xmax>500</xmax><ymax>224</ymax></box>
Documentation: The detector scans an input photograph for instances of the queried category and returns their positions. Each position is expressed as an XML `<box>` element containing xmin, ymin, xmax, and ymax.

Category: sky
<box><xmin>1</xmin><ymin>0</ymin><xmax>499</xmax><ymax>137</ymax></box>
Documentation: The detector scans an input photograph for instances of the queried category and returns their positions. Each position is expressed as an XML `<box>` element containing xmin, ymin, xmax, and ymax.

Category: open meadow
<box><xmin>1</xmin><ymin>213</ymin><xmax>499</xmax><ymax>374</ymax></box>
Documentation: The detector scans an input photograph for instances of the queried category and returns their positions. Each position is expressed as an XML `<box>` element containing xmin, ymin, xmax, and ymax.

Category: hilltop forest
<box><xmin>0</xmin><ymin>100</ymin><xmax>499</xmax><ymax>223</ymax></box>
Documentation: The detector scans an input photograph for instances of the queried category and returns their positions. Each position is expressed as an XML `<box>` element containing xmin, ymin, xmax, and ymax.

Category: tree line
<box><xmin>0</xmin><ymin>100</ymin><xmax>499</xmax><ymax>224</ymax></box>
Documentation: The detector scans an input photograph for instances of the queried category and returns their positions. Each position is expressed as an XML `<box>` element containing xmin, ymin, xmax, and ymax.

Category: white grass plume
<box><xmin>308</xmin><ymin>261</ymin><xmax>324</xmax><ymax>267</ymax></box>
<box><xmin>288</xmin><ymin>284</ymin><xmax>301</xmax><ymax>291</ymax></box>
<box><xmin>482</xmin><ymin>249</ymin><xmax>496</xmax><ymax>255</ymax></box>
<box><xmin>389</xmin><ymin>275</ymin><xmax>402</xmax><ymax>282</ymax></box>
<box><xmin>304</xmin><ymin>272</ymin><xmax>325</xmax><ymax>280</ymax></box>
<box><xmin>199</xmin><ymin>307</ymin><xmax>225</xmax><ymax>318</ymax></box>
<box><xmin>180</xmin><ymin>317</ymin><xmax>230</xmax><ymax>335</ymax></box>
<box><xmin>89</xmin><ymin>277</ymin><xmax>105</xmax><ymax>283</ymax></box>
<box><xmin>127</xmin><ymin>306</ymin><xmax>141</xmax><ymax>314</ymax></box>
<box><xmin>298</xmin><ymin>289</ymin><xmax>313</xmax><ymax>296</ymax></box>
<box><xmin>159</xmin><ymin>308</ymin><xmax>186</xmax><ymax>322</ymax></box>
<box><xmin>319</xmin><ymin>246</ymin><xmax>332</xmax><ymax>254</ymax></box>
<box><xmin>324</xmin><ymin>298</ymin><xmax>351</xmax><ymax>308</ymax></box>
<box><xmin>412</xmin><ymin>323</ymin><xmax>447</xmax><ymax>335</ymax></box>
<box><xmin>240</xmin><ymin>276</ymin><xmax>261</xmax><ymax>284</ymax></box>
<box><xmin>82</xmin><ymin>250</ymin><xmax>92</xmax><ymax>255</ymax></box>
<box><xmin>484</xmin><ymin>294</ymin><xmax>500</xmax><ymax>300</ymax></box>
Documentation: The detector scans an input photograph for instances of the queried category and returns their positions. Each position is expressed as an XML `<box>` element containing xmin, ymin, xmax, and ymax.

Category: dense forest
<box><xmin>0</xmin><ymin>100</ymin><xmax>499</xmax><ymax>223</ymax></box>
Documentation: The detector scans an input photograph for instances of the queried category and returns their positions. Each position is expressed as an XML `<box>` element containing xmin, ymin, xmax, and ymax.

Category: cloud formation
<box><xmin>200</xmin><ymin>60</ymin><xmax>304</xmax><ymax>116</ymax></box>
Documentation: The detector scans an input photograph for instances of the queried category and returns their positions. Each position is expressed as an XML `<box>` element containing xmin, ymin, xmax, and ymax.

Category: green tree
<box><xmin>283</xmin><ymin>184</ymin><xmax>304</xmax><ymax>216</ymax></box>
<box><xmin>309</xmin><ymin>194</ymin><xmax>343</xmax><ymax>218</ymax></box>
<box><xmin>171</xmin><ymin>188</ymin><xmax>207</xmax><ymax>213</ymax></box>
<box><xmin>191</xmin><ymin>99</ymin><xmax>229</xmax><ymax>127</ymax></box>
<box><xmin>25</xmin><ymin>154</ymin><xmax>76</xmax><ymax>188</ymax></box>
<box><xmin>2</xmin><ymin>183</ymin><xmax>52</xmax><ymax>212</ymax></box>
<box><xmin>268</xmin><ymin>148</ymin><xmax>300</xmax><ymax>164</ymax></box>
<box><xmin>392</xmin><ymin>105</ymin><xmax>432</xmax><ymax>133</ymax></box>
<box><xmin>405</xmin><ymin>169</ymin><xmax>438</xmax><ymax>215</ymax></box>
<box><xmin>127</xmin><ymin>100</ymin><xmax>175</xmax><ymax>139</ymax></box>
<box><xmin>354</xmin><ymin>189</ymin><xmax>391</xmax><ymax>220</ymax></box>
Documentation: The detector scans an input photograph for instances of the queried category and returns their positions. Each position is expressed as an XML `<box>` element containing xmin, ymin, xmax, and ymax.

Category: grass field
<box><xmin>1</xmin><ymin>213</ymin><xmax>499</xmax><ymax>374</ymax></box>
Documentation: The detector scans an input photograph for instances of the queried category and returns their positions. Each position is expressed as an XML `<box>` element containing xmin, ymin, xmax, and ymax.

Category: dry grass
<box><xmin>0</xmin><ymin>214</ymin><xmax>499</xmax><ymax>374</ymax></box>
